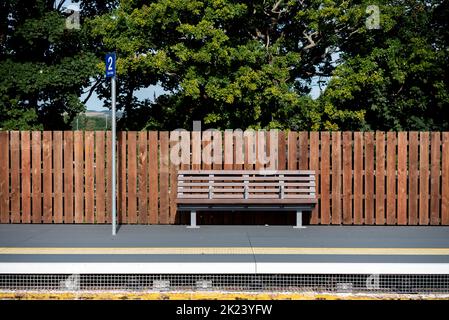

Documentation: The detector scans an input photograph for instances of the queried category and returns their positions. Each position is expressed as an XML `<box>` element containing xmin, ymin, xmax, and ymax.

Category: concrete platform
<box><xmin>0</xmin><ymin>225</ymin><xmax>448</xmax><ymax>274</ymax></box>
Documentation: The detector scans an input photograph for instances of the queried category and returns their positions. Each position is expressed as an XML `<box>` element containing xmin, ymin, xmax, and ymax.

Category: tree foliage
<box><xmin>0</xmin><ymin>0</ymin><xmax>115</xmax><ymax>129</ymax></box>
<box><xmin>1</xmin><ymin>0</ymin><xmax>448</xmax><ymax>131</ymax></box>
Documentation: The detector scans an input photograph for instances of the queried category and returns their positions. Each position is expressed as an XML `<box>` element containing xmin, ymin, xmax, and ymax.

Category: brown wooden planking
<box><xmin>53</xmin><ymin>131</ymin><xmax>63</xmax><ymax>223</ymax></box>
<box><xmin>288</xmin><ymin>131</ymin><xmax>298</xmax><ymax>170</ymax></box>
<box><xmin>127</xmin><ymin>132</ymin><xmax>137</xmax><ymax>224</ymax></box>
<box><xmin>309</xmin><ymin>132</ymin><xmax>319</xmax><ymax>224</ymax></box>
<box><xmin>224</xmin><ymin>131</ymin><xmax>233</xmax><ymax>224</ymax></box>
<box><xmin>320</xmin><ymin>132</ymin><xmax>330</xmax><ymax>225</ymax></box>
<box><xmin>74</xmin><ymin>131</ymin><xmax>84</xmax><ymax>223</ymax></box>
<box><xmin>277</xmin><ymin>131</ymin><xmax>286</xmax><ymax>170</ymax></box>
<box><xmin>149</xmin><ymin>131</ymin><xmax>159</xmax><ymax>224</ymax></box>
<box><xmin>419</xmin><ymin>132</ymin><xmax>430</xmax><ymax>225</ymax></box>
<box><xmin>254</xmin><ymin>131</ymin><xmax>264</xmax><ymax>225</ymax></box>
<box><xmin>364</xmin><ymin>132</ymin><xmax>375</xmax><ymax>225</ymax></box>
<box><xmin>224</xmin><ymin>131</ymin><xmax>233</xmax><ymax>170</ymax></box>
<box><xmin>137</xmin><ymin>131</ymin><xmax>148</xmax><ymax>224</ymax></box>
<box><xmin>42</xmin><ymin>131</ymin><xmax>53</xmax><ymax>223</ymax></box>
<box><xmin>233</xmin><ymin>130</ymin><xmax>244</xmax><ymax>225</ymax></box>
<box><xmin>192</xmin><ymin>130</ymin><xmax>201</xmax><ymax>170</ymax></box>
<box><xmin>159</xmin><ymin>132</ymin><xmax>169</xmax><ymax>224</ymax></box>
<box><xmin>95</xmin><ymin>132</ymin><xmax>106</xmax><ymax>224</ymax></box>
<box><xmin>298</xmin><ymin>132</ymin><xmax>308</xmax><ymax>170</ymax></box>
<box><xmin>31</xmin><ymin>131</ymin><xmax>42</xmax><ymax>223</ymax></box>
<box><xmin>331</xmin><ymin>132</ymin><xmax>342</xmax><ymax>225</ymax></box>
<box><xmin>386</xmin><ymin>132</ymin><xmax>397</xmax><ymax>225</ymax></box>
<box><xmin>342</xmin><ymin>132</ymin><xmax>352</xmax><ymax>225</ymax></box>
<box><xmin>0</xmin><ymin>132</ymin><xmax>9</xmax><ymax>223</ymax></box>
<box><xmin>430</xmin><ymin>132</ymin><xmax>441</xmax><ymax>225</ymax></box>
<box><xmin>212</xmin><ymin>131</ymin><xmax>225</xmax><ymax>224</ymax></box>
<box><xmin>63</xmin><ymin>131</ymin><xmax>74</xmax><ymax>223</ymax></box>
<box><xmin>353</xmin><ymin>132</ymin><xmax>363</xmax><ymax>225</ymax></box>
<box><xmin>442</xmin><ymin>132</ymin><xmax>449</xmax><ymax>225</ymax></box>
<box><xmin>375</xmin><ymin>132</ymin><xmax>386</xmax><ymax>225</ymax></box>
<box><xmin>10</xmin><ymin>132</ymin><xmax>21</xmax><ymax>223</ymax></box>
<box><xmin>84</xmin><ymin>132</ymin><xmax>95</xmax><ymax>223</ymax></box>
<box><xmin>120</xmin><ymin>131</ymin><xmax>127</xmax><ymax>223</ymax></box>
<box><xmin>255</xmin><ymin>131</ymin><xmax>263</xmax><ymax>170</ymax></box>
<box><xmin>169</xmin><ymin>131</ymin><xmax>180</xmax><ymax>224</ymax></box>
<box><xmin>397</xmin><ymin>132</ymin><xmax>408</xmax><ymax>225</ymax></box>
<box><xmin>21</xmin><ymin>132</ymin><xmax>31</xmax><ymax>223</ymax></box>
<box><xmin>105</xmin><ymin>131</ymin><xmax>112</xmax><ymax>223</ymax></box>
<box><xmin>408</xmin><ymin>132</ymin><xmax>419</xmax><ymax>225</ymax></box>
<box><xmin>212</xmin><ymin>130</ymin><xmax>222</xmax><ymax>170</ymax></box>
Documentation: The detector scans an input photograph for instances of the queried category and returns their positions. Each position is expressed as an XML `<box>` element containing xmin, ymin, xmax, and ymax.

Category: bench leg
<box><xmin>293</xmin><ymin>210</ymin><xmax>306</xmax><ymax>229</ymax></box>
<box><xmin>187</xmin><ymin>210</ymin><xmax>200</xmax><ymax>229</ymax></box>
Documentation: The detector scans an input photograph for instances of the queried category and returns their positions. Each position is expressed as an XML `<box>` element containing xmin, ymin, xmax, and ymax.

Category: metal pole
<box><xmin>111</xmin><ymin>76</ymin><xmax>117</xmax><ymax>235</ymax></box>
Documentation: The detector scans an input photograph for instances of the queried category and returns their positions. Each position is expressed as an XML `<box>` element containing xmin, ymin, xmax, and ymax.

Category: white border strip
<box><xmin>256</xmin><ymin>263</ymin><xmax>449</xmax><ymax>274</ymax></box>
<box><xmin>1</xmin><ymin>263</ymin><xmax>448</xmax><ymax>274</ymax></box>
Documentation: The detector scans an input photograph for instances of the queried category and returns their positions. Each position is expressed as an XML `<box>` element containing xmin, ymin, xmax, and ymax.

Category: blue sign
<box><xmin>105</xmin><ymin>53</ymin><xmax>116</xmax><ymax>78</ymax></box>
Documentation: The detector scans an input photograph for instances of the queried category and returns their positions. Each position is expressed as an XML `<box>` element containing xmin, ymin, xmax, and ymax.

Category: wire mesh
<box><xmin>0</xmin><ymin>274</ymin><xmax>448</xmax><ymax>294</ymax></box>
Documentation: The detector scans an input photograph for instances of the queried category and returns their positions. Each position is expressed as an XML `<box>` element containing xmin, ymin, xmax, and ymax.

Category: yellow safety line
<box><xmin>0</xmin><ymin>247</ymin><xmax>448</xmax><ymax>255</ymax></box>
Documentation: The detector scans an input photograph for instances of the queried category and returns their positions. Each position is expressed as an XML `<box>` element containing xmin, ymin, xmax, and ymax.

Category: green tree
<box><xmin>92</xmin><ymin>0</ymin><xmax>367</xmax><ymax>130</ymax></box>
<box><xmin>0</xmin><ymin>0</ymin><xmax>115</xmax><ymax>130</ymax></box>
<box><xmin>320</xmin><ymin>0</ymin><xmax>449</xmax><ymax>131</ymax></box>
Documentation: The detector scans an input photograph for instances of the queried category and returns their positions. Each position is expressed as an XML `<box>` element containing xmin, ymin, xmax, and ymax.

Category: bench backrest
<box><xmin>177</xmin><ymin>170</ymin><xmax>315</xmax><ymax>200</ymax></box>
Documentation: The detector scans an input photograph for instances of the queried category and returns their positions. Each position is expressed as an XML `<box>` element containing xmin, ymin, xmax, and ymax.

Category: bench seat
<box><xmin>176</xmin><ymin>170</ymin><xmax>317</xmax><ymax>228</ymax></box>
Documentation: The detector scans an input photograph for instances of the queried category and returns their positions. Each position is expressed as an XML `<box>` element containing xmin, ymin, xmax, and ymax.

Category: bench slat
<box><xmin>178</xmin><ymin>170</ymin><xmax>316</xmax><ymax>175</ymax></box>
<box><xmin>178</xmin><ymin>182</ymin><xmax>315</xmax><ymax>187</ymax></box>
<box><xmin>177</xmin><ymin>198</ymin><xmax>317</xmax><ymax>204</ymax></box>
<box><xmin>179</xmin><ymin>176</ymin><xmax>315</xmax><ymax>181</ymax></box>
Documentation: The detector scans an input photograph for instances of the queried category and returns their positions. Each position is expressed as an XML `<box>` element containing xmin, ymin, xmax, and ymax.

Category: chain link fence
<box><xmin>0</xmin><ymin>274</ymin><xmax>448</xmax><ymax>294</ymax></box>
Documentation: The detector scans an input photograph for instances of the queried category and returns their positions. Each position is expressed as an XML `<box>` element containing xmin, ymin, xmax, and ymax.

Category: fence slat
<box><xmin>119</xmin><ymin>131</ymin><xmax>127</xmax><ymax>223</ymax></box>
<box><xmin>63</xmin><ymin>131</ymin><xmax>74</xmax><ymax>223</ymax></box>
<box><xmin>419</xmin><ymin>132</ymin><xmax>429</xmax><ymax>225</ymax></box>
<box><xmin>169</xmin><ymin>132</ymin><xmax>179</xmax><ymax>224</ymax></box>
<box><xmin>159</xmin><ymin>132</ymin><xmax>169</xmax><ymax>224</ymax></box>
<box><xmin>21</xmin><ymin>131</ymin><xmax>31</xmax><ymax>223</ymax></box>
<box><xmin>32</xmin><ymin>131</ymin><xmax>42</xmax><ymax>223</ymax></box>
<box><xmin>364</xmin><ymin>132</ymin><xmax>374</xmax><ymax>225</ymax></box>
<box><xmin>10</xmin><ymin>132</ymin><xmax>20</xmax><ymax>223</ymax></box>
<box><xmin>430</xmin><ymin>132</ymin><xmax>441</xmax><ymax>225</ymax></box>
<box><xmin>375</xmin><ymin>132</ymin><xmax>385</xmax><ymax>225</ymax></box>
<box><xmin>233</xmin><ymin>130</ymin><xmax>244</xmax><ymax>225</ymax></box>
<box><xmin>288</xmin><ymin>131</ymin><xmax>298</xmax><ymax>170</ymax></box>
<box><xmin>298</xmin><ymin>131</ymin><xmax>308</xmax><ymax>170</ymax></box>
<box><xmin>353</xmin><ymin>132</ymin><xmax>363</xmax><ymax>225</ymax></box>
<box><xmin>342</xmin><ymin>132</ymin><xmax>352</xmax><ymax>225</ymax></box>
<box><xmin>442</xmin><ymin>132</ymin><xmax>449</xmax><ymax>225</ymax></box>
<box><xmin>137</xmin><ymin>131</ymin><xmax>148</xmax><ymax>224</ymax></box>
<box><xmin>84</xmin><ymin>132</ymin><xmax>95</xmax><ymax>223</ymax></box>
<box><xmin>408</xmin><ymin>132</ymin><xmax>419</xmax><ymax>225</ymax></box>
<box><xmin>0</xmin><ymin>132</ymin><xmax>9</xmax><ymax>223</ymax></box>
<box><xmin>309</xmin><ymin>132</ymin><xmax>319</xmax><ymax>224</ymax></box>
<box><xmin>192</xmin><ymin>130</ymin><xmax>201</xmax><ymax>170</ymax></box>
<box><xmin>386</xmin><ymin>132</ymin><xmax>397</xmax><ymax>225</ymax></box>
<box><xmin>331</xmin><ymin>132</ymin><xmax>341</xmax><ymax>225</ymax></box>
<box><xmin>105</xmin><ymin>131</ymin><xmax>112</xmax><ymax>223</ymax></box>
<box><xmin>53</xmin><ymin>131</ymin><xmax>63</xmax><ymax>223</ymax></box>
<box><xmin>74</xmin><ymin>131</ymin><xmax>84</xmax><ymax>223</ymax></box>
<box><xmin>320</xmin><ymin>132</ymin><xmax>330</xmax><ymax>225</ymax></box>
<box><xmin>95</xmin><ymin>131</ymin><xmax>105</xmax><ymax>224</ymax></box>
<box><xmin>397</xmin><ymin>132</ymin><xmax>408</xmax><ymax>225</ymax></box>
<box><xmin>127</xmin><ymin>132</ymin><xmax>137</xmax><ymax>224</ymax></box>
<box><xmin>42</xmin><ymin>132</ymin><xmax>53</xmax><ymax>223</ymax></box>
<box><xmin>149</xmin><ymin>131</ymin><xmax>159</xmax><ymax>224</ymax></box>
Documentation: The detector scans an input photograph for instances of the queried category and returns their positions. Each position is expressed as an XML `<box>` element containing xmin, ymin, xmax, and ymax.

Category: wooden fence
<box><xmin>0</xmin><ymin>131</ymin><xmax>448</xmax><ymax>225</ymax></box>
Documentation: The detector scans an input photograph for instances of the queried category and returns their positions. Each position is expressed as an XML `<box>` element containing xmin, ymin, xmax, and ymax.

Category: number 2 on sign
<box><xmin>107</xmin><ymin>56</ymin><xmax>113</xmax><ymax>71</ymax></box>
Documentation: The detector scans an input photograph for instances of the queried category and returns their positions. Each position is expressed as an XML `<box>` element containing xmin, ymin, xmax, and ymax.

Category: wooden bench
<box><xmin>176</xmin><ymin>170</ymin><xmax>317</xmax><ymax>228</ymax></box>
